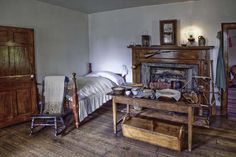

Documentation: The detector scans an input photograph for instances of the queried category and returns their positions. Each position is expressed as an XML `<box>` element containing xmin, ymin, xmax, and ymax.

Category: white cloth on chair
<box><xmin>43</xmin><ymin>76</ymin><xmax>65</xmax><ymax>114</ymax></box>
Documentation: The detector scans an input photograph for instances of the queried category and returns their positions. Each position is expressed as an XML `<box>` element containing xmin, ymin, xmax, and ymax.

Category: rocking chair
<box><xmin>30</xmin><ymin>76</ymin><xmax>70</xmax><ymax>136</ymax></box>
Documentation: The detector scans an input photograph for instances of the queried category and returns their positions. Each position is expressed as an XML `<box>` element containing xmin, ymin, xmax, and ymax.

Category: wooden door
<box><xmin>0</xmin><ymin>26</ymin><xmax>37</xmax><ymax>128</ymax></box>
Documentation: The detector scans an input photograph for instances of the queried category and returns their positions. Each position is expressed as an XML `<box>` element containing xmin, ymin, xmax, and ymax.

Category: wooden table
<box><xmin>112</xmin><ymin>95</ymin><xmax>199</xmax><ymax>152</ymax></box>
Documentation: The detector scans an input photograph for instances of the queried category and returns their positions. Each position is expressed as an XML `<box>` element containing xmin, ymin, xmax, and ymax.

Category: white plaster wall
<box><xmin>0</xmin><ymin>0</ymin><xmax>89</xmax><ymax>82</ymax></box>
<box><xmin>89</xmin><ymin>0</ymin><xmax>236</xmax><ymax>82</ymax></box>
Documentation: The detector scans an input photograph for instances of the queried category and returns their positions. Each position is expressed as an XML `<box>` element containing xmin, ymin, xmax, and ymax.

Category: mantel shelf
<box><xmin>127</xmin><ymin>45</ymin><xmax>214</xmax><ymax>51</ymax></box>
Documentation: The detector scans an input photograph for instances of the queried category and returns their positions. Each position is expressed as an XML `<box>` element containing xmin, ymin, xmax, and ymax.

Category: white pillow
<box><xmin>85</xmin><ymin>71</ymin><xmax>125</xmax><ymax>85</ymax></box>
<box><xmin>85</xmin><ymin>72</ymin><xmax>100</xmax><ymax>77</ymax></box>
<box><xmin>97</xmin><ymin>71</ymin><xmax>125</xmax><ymax>85</ymax></box>
<box><xmin>89</xmin><ymin>71</ymin><xmax>124</xmax><ymax>85</ymax></box>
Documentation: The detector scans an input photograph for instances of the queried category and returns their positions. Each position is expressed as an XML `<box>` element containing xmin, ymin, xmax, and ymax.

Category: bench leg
<box><xmin>112</xmin><ymin>98</ymin><xmax>117</xmax><ymax>134</ymax></box>
<box><xmin>60</xmin><ymin>117</ymin><xmax>66</xmax><ymax>128</ymax></box>
<box><xmin>30</xmin><ymin>118</ymin><xmax>35</xmax><ymax>136</ymax></box>
<box><xmin>54</xmin><ymin>117</ymin><xmax>58</xmax><ymax>136</ymax></box>
<box><xmin>188</xmin><ymin>107</ymin><xmax>194</xmax><ymax>151</ymax></box>
<box><xmin>60</xmin><ymin>117</ymin><xmax>66</xmax><ymax>134</ymax></box>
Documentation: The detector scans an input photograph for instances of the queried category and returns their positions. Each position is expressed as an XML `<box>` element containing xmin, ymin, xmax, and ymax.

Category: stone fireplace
<box><xmin>129</xmin><ymin>45</ymin><xmax>214</xmax><ymax>103</ymax></box>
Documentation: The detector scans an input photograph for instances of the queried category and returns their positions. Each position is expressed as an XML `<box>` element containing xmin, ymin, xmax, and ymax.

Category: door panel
<box><xmin>0</xmin><ymin>46</ymin><xmax>10</xmax><ymax>77</ymax></box>
<box><xmin>13</xmin><ymin>46</ymin><xmax>32</xmax><ymax>75</ymax></box>
<box><xmin>13</xmin><ymin>31</ymin><xmax>33</xmax><ymax>44</ymax></box>
<box><xmin>0</xmin><ymin>91</ymin><xmax>15</xmax><ymax>122</ymax></box>
<box><xmin>16</xmin><ymin>88</ymin><xmax>32</xmax><ymax>115</ymax></box>
<box><xmin>9</xmin><ymin>46</ymin><xmax>16</xmax><ymax>76</ymax></box>
<box><xmin>0</xmin><ymin>29</ymin><xmax>9</xmax><ymax>42</ymax></box>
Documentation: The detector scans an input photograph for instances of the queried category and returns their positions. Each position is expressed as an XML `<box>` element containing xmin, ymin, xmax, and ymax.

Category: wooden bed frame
<box><xmin>70</xmin><ymin>63</ymin><xmax>126</xmax><ymax>128</ymax></box>
<box><xmin>70</xmin><ymin>63</ymin><xmax>92</xmax><ymax>128</ymax></box>
<box><xmin>71</xmin><ymin>72</ymin><xmax>79</xmax><ymax>128</ymax></box>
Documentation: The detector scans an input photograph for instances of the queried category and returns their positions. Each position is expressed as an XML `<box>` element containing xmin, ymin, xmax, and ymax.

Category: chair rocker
<box><xmin>30</xmin><ymin>76</ymin><xmax>70</xmax><ymax>136</ymax></box>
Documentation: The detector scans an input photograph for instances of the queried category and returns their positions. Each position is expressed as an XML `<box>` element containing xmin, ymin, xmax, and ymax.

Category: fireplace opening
<box><xmin>150</xmin><ymin>67</ymin><xmax>190</xmax><ymax>90</ymax></box>
<box><xmin>141</xmin><ymin>63</ymin><xmax>198</xmax><ymax>90</ymax></box>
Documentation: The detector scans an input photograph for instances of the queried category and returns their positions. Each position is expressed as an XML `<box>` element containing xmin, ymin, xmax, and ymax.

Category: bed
<box><xmin>68</xmin><ymin>71</ymin><xmax>125</xmax><ymax>128</ymax></box>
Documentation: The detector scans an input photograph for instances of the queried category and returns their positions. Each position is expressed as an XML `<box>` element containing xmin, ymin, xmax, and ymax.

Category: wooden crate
<box><xmin>122</xmin><ymin>117</ymin><xmax>184</xmax><ymax>151</ymax></box>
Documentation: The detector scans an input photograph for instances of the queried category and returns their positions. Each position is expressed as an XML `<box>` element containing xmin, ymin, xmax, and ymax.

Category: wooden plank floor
<box><xmin>1</xmin><ymin>103</ymin><xmax>236</xmax><ymax>157</ymax></box>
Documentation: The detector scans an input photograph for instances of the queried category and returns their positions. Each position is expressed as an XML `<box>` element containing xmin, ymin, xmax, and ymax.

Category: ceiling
<box><xmin>37</xmin><ymin>0</ymin><xmax>197</xmax><ymax>14</ymax></box>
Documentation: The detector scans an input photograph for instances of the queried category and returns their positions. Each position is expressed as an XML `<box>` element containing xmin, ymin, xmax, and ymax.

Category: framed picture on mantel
<box><xmin>160</xmin><ymin>19</ymin><xmax>177</xmax><ymax>45</ymax></box>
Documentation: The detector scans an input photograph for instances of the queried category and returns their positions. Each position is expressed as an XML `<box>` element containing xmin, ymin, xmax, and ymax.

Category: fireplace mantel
<box><xmin>128</xmin><ymin>45</ymin><xmax>214</xmax><ymax>50</ymax></box>
<box><xmin>128</xmin><ymin>45</ymin><xmax>214</xmax><ymax>83</ymax></box>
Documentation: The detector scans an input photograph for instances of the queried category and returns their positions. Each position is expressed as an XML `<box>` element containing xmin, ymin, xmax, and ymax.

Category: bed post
<box><xmin>72</xmin><ymin>72</ymin><xmax>79</xmax><ymax>128</ymax></box>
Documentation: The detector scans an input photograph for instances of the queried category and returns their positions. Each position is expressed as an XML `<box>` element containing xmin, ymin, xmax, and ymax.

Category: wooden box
<box><xmin>122</xmin><ymin>117</ymin><xmax>184</xmax><ymax>151</ymax></box>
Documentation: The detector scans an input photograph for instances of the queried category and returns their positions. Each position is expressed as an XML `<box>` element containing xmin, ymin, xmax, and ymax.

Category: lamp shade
<box><xmin>121</xmin><ymin>65</ymin><xmax>128</xmax><ymax>77</ymax></box>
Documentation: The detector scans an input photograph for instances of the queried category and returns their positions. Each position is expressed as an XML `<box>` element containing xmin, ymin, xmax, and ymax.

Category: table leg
<box><xmin>188</xmin><ymin>107</ymin><xmax>194</xmax><ymax>151</ymax></box>
<box><xmin>112</xmin><ymin>98</ymin><xmax>117</xmax><ymax>134</ymax></box>
<box><xmin>127</xmin><ymin>104</ymin><xmax>130</xmax><ymax>115</ymax></box>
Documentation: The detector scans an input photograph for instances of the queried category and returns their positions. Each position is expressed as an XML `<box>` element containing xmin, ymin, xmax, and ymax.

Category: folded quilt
<box><xmin>44</xmin><ymin>76</ymin><xmax>65</xmax><ymax>114</ymax></box>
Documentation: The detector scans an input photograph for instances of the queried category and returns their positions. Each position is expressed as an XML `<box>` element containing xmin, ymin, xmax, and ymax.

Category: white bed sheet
<box><xmin>79</xmin><ymin>93</ymin><xmax>112</xmax><ymax>122</ymax></box>
<box><xmin>69</xmin><ymin>76</ymin><xmax>116</xmax><ymax>122</ymax></box>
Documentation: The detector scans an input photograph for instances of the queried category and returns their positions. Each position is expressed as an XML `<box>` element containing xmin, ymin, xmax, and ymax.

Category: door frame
<box><xmin>222</xmin><ymin>23</ymin><xmax>236</xmax><ymax>116</ymax></box>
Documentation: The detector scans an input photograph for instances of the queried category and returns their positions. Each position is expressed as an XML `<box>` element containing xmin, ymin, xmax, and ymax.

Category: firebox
<box><xmin>141</xmin><ymin>63</ymin><xmax>198</xmax><ymax>90</ymax></box>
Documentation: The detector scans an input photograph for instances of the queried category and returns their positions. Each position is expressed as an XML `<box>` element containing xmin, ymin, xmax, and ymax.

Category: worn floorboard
<box><xmin>1</xmin><ymin>102</ymin><xmax>236</xmax><ymax>157</ymax></box>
